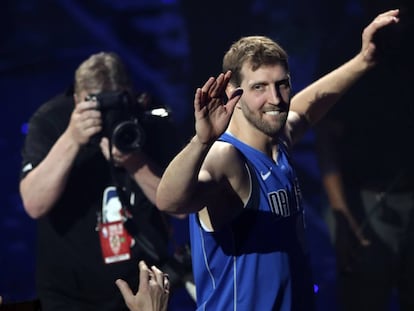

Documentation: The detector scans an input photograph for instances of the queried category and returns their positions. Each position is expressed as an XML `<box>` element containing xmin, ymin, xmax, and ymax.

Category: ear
<box><xmin>226</xmin><ymin>84</ymin><xmax>242</xmax><ymax>108</ymax></box>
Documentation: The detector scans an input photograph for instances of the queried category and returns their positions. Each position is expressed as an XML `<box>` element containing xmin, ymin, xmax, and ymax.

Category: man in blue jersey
<box><xmin>156</xmin><ymin>9</ymin><xmax>400</xmax><ymax>311</ymax></box>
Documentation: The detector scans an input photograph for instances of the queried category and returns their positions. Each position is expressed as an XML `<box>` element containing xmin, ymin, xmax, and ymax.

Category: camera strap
<box><xmin>106</xmin><ymin>141</ymin><xmax>173</xmax><ymax>264</ymax></box>
<box><xmin>107</xmin><ymin>140</ymin><xmax>133</xmax><ymax>219</ymax></box>
<box><xmin>93</xmin><ymin>143</ymin><xmax>134</xmax><ymax>264</ymax></box>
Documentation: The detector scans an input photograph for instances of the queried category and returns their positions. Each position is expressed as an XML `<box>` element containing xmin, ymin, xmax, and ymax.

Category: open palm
<box><xmin>194</xmin><ymin>71</ymin><xmax>243</xmax><ymax>144</ymax></box>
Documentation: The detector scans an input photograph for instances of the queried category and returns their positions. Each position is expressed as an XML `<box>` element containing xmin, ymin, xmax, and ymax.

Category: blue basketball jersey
<box><xmin>189</xmin><ymin>132</ymin><xmax>315</xmax><ymax>311</ymax></box>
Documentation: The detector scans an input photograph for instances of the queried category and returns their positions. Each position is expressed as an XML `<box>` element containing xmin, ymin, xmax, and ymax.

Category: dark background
<box><xmin>1</xmin><ymin>0</ymin><xmax>412</xmax><ymax>310</ymax></box>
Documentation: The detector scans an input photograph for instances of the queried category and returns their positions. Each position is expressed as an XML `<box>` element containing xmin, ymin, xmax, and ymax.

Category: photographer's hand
<box><xmin>20</xmin><ymin>97</ymin><xmax>103</xmax><ymax>219</ymax></box>
<box><xmin>100</xmin><ymin>138</ymin><xmax>162</xmax><ymax>205</ymax></box>
<box><xmin>99</xmin><ymin>137</ymin><xmax>137</xmax><ymax>168</ymax></box>
<box><xmin>100</xmin><ymin>138</ymin><xmax>186</xmax><ymax>218</ymax></box>
<box><xmin>67</xmin><ymin>98</ymin><xmax>102</xmax><ymax>146</ymax></box>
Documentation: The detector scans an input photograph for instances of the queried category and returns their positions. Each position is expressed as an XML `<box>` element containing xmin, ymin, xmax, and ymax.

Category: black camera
<box><xmin>87</xmin><ymin>91</ymin><xmax>145</xmax><ymax>153</ymax></box>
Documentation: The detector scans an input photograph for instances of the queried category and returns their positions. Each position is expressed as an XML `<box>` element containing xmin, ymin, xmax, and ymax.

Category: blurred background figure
<box><xmin>315</xmin><ymin>1</ymin><xmax>414</xmax><ymax>310</ymax></box>
<box><xmin>2</xmin><ymin>2</ymin><xmax>194</xmax><ymax>310</ymax></box>
<box><xmin>19</xmin><ymin>51</ymin><xmax>193</xmax><ymax>311</ymax></box>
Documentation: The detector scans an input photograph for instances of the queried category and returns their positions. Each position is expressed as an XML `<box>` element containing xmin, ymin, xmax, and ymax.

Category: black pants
<box><xmin>337</xmin><ymin>190</ymin><xmax>414</xmax><ymax>311</ymax></box>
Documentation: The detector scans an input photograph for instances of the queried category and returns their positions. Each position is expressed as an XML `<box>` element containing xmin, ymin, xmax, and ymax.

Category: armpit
<box><xmin>283</xmin><ymin>111</ymin><xmax>310</xmax><ymax>147</ymax></box>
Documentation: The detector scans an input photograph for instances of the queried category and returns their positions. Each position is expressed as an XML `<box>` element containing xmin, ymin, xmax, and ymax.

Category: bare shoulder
<box><xmin>203</xmin><ymin>140</ymin><xmax>251</xmax><ymax>205</ymax></box>
<box><xmin>199</xmin><ymin>140</ymin><xmax>251</xmax><ymax>230</ymax></box>
<box><xmin>204</xmin><ymin>140</ymin><xmax>246</xmax><ymax>181</ymax></box>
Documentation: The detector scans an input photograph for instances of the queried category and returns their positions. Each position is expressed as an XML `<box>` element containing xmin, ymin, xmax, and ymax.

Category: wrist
<box><xmin>353</xmin><ymin>52</ymin><xmax>376</xmax><ymax>73</ymax></box>
<box><xmin>191</xmin><ymin>135</ymin><xmax>214</xmax><ymax>149</ymax></box>
<box><xmin>122</xmin><ymin>151</ymin><xmax>145</xmax><ymax>174</ymax></box>
<box><xmin>61</xmin><ymin>130</ymin><xmax>82</xmax><ymax>154</ymax></box>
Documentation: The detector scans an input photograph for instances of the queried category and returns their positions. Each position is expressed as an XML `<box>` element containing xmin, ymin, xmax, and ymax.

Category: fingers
<box><xmin>365</xmin><ymin>9</ymin><xmax>399</xmax><ymax>39</ymax></box>
<box><xmin>355</xmin><ymin>229</ymin><xmax>371</xmax><ymax>247</ymax></box>
<box><xmin>151</xmin><ymin>265</ymin><xmax>170</xmax><ymax>293</ymax></box>
<box><xmin>194</xmin><ymin>88</ymin><xmax>202</xmax><ymax>112</ymax></box>
<box><xmin>209</xmin><ymin>72</ymin><xmax>226</xmax><ymax>98</ymax></box>
<box><xmin>99</xmin><ymin>137</ymin><xmax>132</xmax><ymax>167</ymax></box>
<box><xmin>116</xmin><ymin>261</ymin><xmax>170</xmax><ymax>311</ymax></box>
<box><xmin>151</xmin><ymin>265</ymin><xmax>164</xmax><ymax>286</ymax></box>
<box><xmin>222</xmin><ymin>88</ymin><xmax>243</xmax><ymax>117</ymax></box>
<box><xmin>139</xmin><ymin>261</ymin><xmax>170</xmax><ymax>294</ymax></box>
<box><xmin>376</xmin><ymin>9</ymin><xmax>399</xmax><ymax>21</ymax></box>
<box><xmin>360</xmin><ymin>9</ymin><xmax>400</xmax><ymax>65</ymax></box>
<box><xmin>77</xmin><ymin>98</ymin><xmax>99</xmax><ymax>111</ymax></box>
<box><xmin>371</xmin><ymin>9</ymin><xmax>399</xmax><ymax>31</ymax></box>
<box><xmin>115</xmin><ymin>278</ymin><xmax>134</xmax><ymax>301</ymax></box>
<box><xmin>68</xmin><ymin>99</ymin><xmax>102</xmax><ymax>145</ymax></box>
<box><xmin>99</xmin><ymin>137</ymin><xmax>109</xmax><ymax>156</ymax></box>
<box><xmin>138</xmin><ymin>260</ymin><xmax>150</xmax><ymax>291</ymax></box>
<box><xmin>163</xmin><ymin>274</ymin><xmax>170</xmax><ymax>293</ymax></box>
<box><xmin>99</xmin><ymin>138</ymin><xmax>118</xmax><ymax>164</ymax></box>
<box><xmin>201</xmin><ymin>77</ymin><xmax>216</xmax><ymax>95</ymax></box>
<box><xmin>99</xmin><ymin>137</ymin><xmax>114</xmax><ymax>158</ymax></box>
<box><xmin>200</xmin><ymin>71</ymin><xmax>233</xmax><ymax>100</ymax></box>
<box><xmin>75</xmin><ymin>105</ymin><xmax>101</xmax><ymax>129</ymax></box>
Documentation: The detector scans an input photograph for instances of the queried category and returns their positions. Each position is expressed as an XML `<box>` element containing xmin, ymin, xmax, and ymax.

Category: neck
<box><xmin>228</xmin><ymin>119</ymin><xmax>278</xmax><ymax>159</ymax></box>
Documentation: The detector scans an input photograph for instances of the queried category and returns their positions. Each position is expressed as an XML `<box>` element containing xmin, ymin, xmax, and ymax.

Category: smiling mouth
<box><xmin>264</xmin><ymin>110</ymin><xmax>281</xmax><ymax>116</ymax></box>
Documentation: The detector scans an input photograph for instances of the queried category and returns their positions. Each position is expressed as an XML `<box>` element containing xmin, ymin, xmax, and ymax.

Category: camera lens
<box><xmin>112</xmin><ymin>121</ymin><xmax>144</xmax><ymax>153</ymax></box>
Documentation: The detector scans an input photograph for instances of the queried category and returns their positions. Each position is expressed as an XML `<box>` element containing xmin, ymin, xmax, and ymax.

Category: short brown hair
<box><xmin>74</xmin><ymin>52</ymin><xmax>132</xmax><ymax>96</ymax></box>
<box><xmin>223</xmin><ymin>36</ymin><xmax>289</xmax><ymax>86</ymax></box>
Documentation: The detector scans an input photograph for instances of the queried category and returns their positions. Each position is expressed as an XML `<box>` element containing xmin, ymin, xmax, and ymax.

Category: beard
<box><xmin>240</xmin><ymin>100</ymin><xmax>288</xmax><ymax>137</ymax></box>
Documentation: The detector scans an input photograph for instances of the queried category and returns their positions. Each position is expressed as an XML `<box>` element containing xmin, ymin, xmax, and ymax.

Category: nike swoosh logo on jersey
<box><xmin>260</xmin><ymin>168</ymin><xmax>272</xmax><ymax>180</ymax></box>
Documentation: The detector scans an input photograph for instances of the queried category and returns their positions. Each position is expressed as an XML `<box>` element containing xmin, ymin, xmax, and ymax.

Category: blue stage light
<box><xmin>21</xmin><ymin>123</ymin><xmax>29</xmax><ymax>135</ymax></box>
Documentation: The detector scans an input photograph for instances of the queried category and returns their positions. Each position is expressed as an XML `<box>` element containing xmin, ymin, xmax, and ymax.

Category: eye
<box><xmin>275</xmin><ymin>79</ymin><xmax>291</xmax><ymax>92</ymax></box>
<box><xmin>253</xmin><ymin>84</ymin><xmax>265</xmax><ymax>91</ymax></box>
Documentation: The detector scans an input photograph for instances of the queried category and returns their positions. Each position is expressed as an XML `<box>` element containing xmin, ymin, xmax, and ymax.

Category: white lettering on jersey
<box><xmin>268</xmin><ymin>190</ymin><xmax>290</xmax><ymax>217</ymax></box>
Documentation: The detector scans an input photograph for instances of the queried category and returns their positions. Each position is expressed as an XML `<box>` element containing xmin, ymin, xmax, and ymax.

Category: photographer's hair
<box><xmin>74</xmin><ymin>51</ymin><xmax>133</xmax><ymax>97</ymax></box>
<box><xmin>223</xmin><ymin>36</ymin><xmax>289</xmax><ymax>87</ymax></box>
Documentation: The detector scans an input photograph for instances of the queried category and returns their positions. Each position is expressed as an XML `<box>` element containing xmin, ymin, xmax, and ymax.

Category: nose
<box><xmin>268</xmin><ymin>84</ymin><xmax>281</xmax><ymax>105</ymax></box>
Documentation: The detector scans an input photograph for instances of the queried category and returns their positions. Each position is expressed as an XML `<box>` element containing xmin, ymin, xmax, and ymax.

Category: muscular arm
<box><xmin>20</xmin><ymin>131</ymin><xmax>80</xmax><ymax>218</ymax></box>
<box><xmin>287</xmin><ymin>9</ymin><xmax>399</xmax><ymax>144</ymax></box>
<box><xmin>99</xmin><ymin>137</ymin><xmax>187</xmax><ymax>218</ymax></box>
<box><xmin>157</xmin><ymin>72</ymin><xmax>243</xmax><ymax>216</ymax></box>
<box><xmin>292</xmin><ymin>53</ymin><xmax>370</xmax><ymax>121</ymax></box>
<box><xmin>156</xmin><ymin>135</ymin><xmax>213</xmax><ymax>214</ymax></box>
<box><xmin>99</xmin><ymin>137</ymin><xmax>187</xmax><ymax>220</ymax></box>
<box><xmin>157</xmin><ymin>136</ymin><xmax>249</xmax><ymax>229</ymax></box>
<box><xmin>20</xmin><ymin>98</ymin><xmax>101</xmax><ymax>219</ymax></box>
<box><xmin>315</xmin><ymin>120</ymin><xmax>369</xmax><ymax>245</ymax></box>
<box><xmin>321</xmin><ymin>171</ymin><xmax>367</xmax><ymax>241</ymax></box>
<box><xmin>121</xmin><ymin>151</ymin><xmax>164</xmax><ymax>206</ymax></box>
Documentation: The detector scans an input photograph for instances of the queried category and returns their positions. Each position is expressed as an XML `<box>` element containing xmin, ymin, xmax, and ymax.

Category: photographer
<box><xmin>19</xmin><ymin>52</ymin><xmax>192</xmax><ymax>311</ymax></box>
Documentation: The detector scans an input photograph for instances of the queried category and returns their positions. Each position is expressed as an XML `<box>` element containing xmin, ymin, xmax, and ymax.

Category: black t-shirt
<box><xmin>20</xmin><ymin>91</ymin><xmax>181</xmax><ymax>310</ymax></box>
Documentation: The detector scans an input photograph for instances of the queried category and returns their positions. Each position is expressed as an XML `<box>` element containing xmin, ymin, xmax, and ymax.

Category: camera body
<box><xmin>87</xmin><ymin>91</ymin><xmax>145</xmax><ymax>153</ymax></box>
